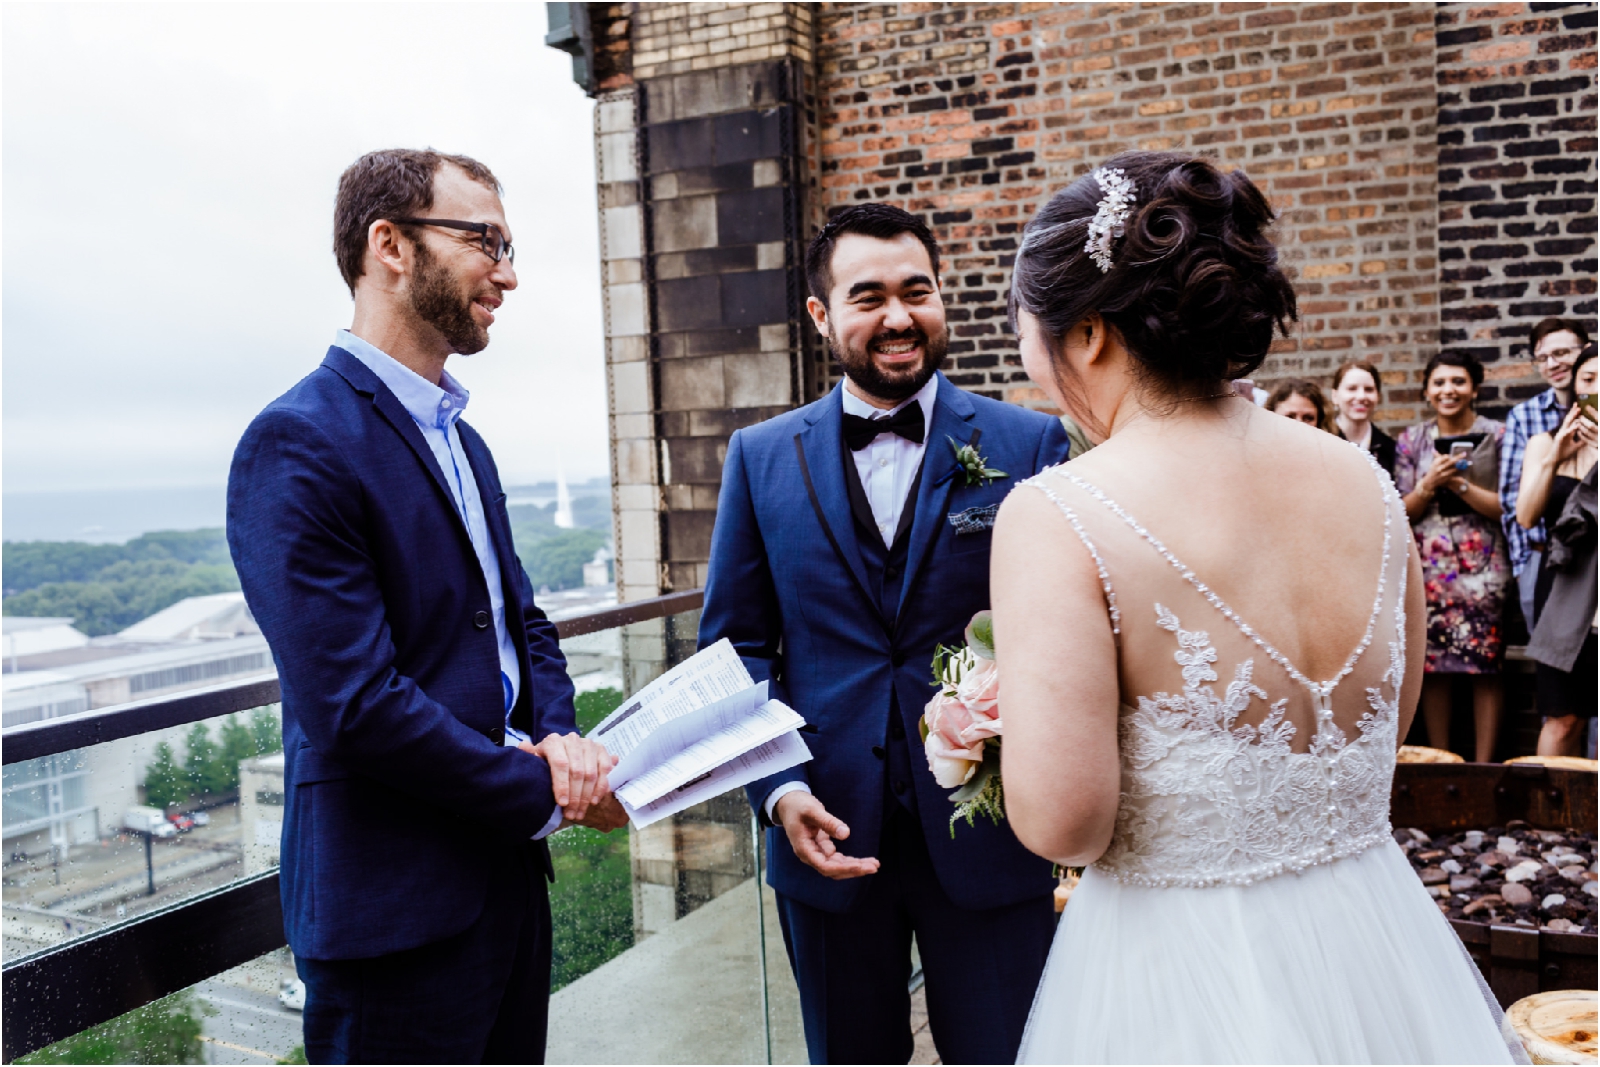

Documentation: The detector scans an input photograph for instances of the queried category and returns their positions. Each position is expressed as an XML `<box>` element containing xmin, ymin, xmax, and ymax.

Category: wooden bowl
<box><xmin>1398</xmin><ymin>745</ymin><xmax>1465</xmax><ymax>764</ymax></box>
<box><xmin>1506</xmin><ymin>755</ymin><xmax>1600</xmax><ymax>774</ymax></box>
<box><xmin>1507</xmin><ymin>989</ymin><xmax>1598</xmax><ymax>1064</ymax></box>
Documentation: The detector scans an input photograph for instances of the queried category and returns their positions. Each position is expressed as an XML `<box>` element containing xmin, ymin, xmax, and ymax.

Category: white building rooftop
<box><xmin>2</xmin><ymin>617</ymin><xmax>90</xmax><ymax>660</ymax></box>
<box><xmin>116</xmin><ymin>592</ymin><xmax>256</xmax><ymax>643</ymax></box>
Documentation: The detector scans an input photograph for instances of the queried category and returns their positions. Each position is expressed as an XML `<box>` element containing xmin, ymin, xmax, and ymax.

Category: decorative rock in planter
<box><xmin>1391</xmin><ymin>762</ymin><xmax>1598</xmax><ymax>1006</ymax></box>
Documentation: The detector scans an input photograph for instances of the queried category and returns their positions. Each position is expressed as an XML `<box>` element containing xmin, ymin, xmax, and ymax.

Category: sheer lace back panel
<box><xmin>1025</xmin><ymin>455</ymin><xmax>1407</xmax><ymax>888</ymax></box>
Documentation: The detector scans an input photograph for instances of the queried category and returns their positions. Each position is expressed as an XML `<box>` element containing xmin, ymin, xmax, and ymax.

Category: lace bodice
<box><xmin>1026</xmin><ymin>456</ymin><xmax>1407</xmax><ymax>889</ymax></box>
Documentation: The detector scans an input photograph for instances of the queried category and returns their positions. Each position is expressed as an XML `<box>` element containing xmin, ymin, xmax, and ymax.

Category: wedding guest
<box><xmin>1516</xmin><ymin>345</ymin><xmax>1598</xmax><ymax>756</ymax></box>
<box><xmin>1394</xmin><ymin>351</ymin><xmax>1509</xmax><ymax>762</ymax></box>
<box><xmin>1500</xmin><ymin>317</ymin><xmax>1591</xmax><ymax>627</ymax></box>
<box><xmin>1331</xmin><ymin>359</ymin><xmax>1397</xmax><ymax>477</ymax></box>
<box><xmin>1264</xmin><ymin>378</ymin><xmax>1335</xmax><ymax>432</ymax></box>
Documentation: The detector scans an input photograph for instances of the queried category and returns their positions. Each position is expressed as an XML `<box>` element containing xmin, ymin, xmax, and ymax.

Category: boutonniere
<box><xmin>948</xmin><ymin>436</ymin><xmax>1007</xmax><ymax>487</ymax></box>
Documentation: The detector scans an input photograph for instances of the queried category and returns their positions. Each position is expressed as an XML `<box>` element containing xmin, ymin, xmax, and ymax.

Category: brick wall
<box><xmin>1435</xmin><ymin>1</ymin><xmax>1597</xmax><ymax>419</ymax></box>
<box><xmin>630</xmin><ymin>2</ymin><xmax>814</xmax><ymax>81</ymax></box>
<box><xmin>814</xmin><ymin>2</ymin><xmax>1444</xmax><ymax>424</ymax></box>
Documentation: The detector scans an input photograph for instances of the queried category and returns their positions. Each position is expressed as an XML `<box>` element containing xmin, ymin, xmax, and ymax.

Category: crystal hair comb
<box><xmin>1084</xmin><ymin>167</ymin><xmax>1137</xmax><ymax>273</ymax></box>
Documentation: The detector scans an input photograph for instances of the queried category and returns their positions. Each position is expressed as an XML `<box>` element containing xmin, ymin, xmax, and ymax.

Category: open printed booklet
<box><xmin>587</xmin><ymin>638</ymin><xmax>813</xmax><ymax>827</ymax></box>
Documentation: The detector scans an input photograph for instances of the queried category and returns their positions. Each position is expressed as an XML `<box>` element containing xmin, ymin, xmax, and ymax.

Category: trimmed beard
<box><xmin>409</xmin><ymin>239</ymin><xmax>489</xmax><ymax>355</ymax></box>
<box><xmin>828</xmin><ymin>324</ymin><xmax>949</xmax><ymax>403</ymax></box>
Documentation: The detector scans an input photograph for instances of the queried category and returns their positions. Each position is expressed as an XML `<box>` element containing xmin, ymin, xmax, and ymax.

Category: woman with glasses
<box><xmin>1331</xmin><ymin>360</ymin><xmax>1397</xmax><ymax>477</ymax></box>
<box><xmin>1516</xmin><ymin>344</ymin><xmax>1598</xmax><ymax>757</ymax></box>
<box><xmin>1394</xmin><ymin>351</ymin><xmax>1509</xmax><ymax>762</ymax></box>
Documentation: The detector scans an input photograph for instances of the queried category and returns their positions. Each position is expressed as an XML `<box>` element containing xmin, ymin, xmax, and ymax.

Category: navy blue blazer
<box><xmin>227</xmin><ymin>346</ymin><xmax>577</xmax><ymax>961</ymax></box>
<box><xmin>699</xmin><ymin>374</ymin><xmax>1072</xmax><ymax>913</ymax></box>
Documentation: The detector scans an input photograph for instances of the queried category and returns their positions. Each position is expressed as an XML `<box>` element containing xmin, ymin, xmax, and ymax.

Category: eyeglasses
<box><xmin>390</xmin><ymin>217</ymin><xmax>514</xmax><ymax>265</ymax></box>
<box><xmin>1534</xmin><ymin>346</ymin><xmax>1581</xmax><ymax>365</ymax></box>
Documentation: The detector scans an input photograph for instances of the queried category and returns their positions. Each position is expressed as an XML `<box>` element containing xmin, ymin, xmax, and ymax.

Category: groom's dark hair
<box><xmin>805</xmin><ymin>204</ymin><xmax>942</xmax><ymax>306</ymax></box>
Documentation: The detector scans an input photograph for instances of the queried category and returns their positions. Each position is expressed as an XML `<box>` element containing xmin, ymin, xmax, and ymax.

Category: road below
<box><xmin>193</xmin><ymin>978</ymin><xmax>302</xmax><ymax>1065</ymax></box>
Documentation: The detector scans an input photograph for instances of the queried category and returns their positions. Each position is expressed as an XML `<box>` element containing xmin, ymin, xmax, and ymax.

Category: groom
<box><xmin>700</xmin><ymin>204</ymin><xmax>1071</xmax><ymax>1063</ymax></box>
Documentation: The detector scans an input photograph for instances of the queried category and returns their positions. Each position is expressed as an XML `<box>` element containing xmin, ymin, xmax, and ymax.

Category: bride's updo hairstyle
<box><xmin>1011</xmin><ymin>152</ymin><xmax>1297</xmax><ymax>408</ymax></box>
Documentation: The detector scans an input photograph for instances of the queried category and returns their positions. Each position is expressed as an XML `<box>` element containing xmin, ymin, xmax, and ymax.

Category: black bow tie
<box><xmin>843</xmin><ymin>404</ymin><xmax>925</xmax><ymax>451</ymax></box>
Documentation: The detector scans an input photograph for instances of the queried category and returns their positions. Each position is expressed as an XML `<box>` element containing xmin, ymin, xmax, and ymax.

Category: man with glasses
<box><xmin>227</xmin><ymin>149</ymin><xmax>623</xmax><ymax>1063</ymax></box>
<box><xmin>1500</xmin><ymin>317</ymin><xmax>1593</xmax><ymax>625</ymax></box>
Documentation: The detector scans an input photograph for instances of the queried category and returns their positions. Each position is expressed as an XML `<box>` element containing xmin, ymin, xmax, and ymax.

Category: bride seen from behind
<box><xmin>991</xmin><ymin>152</ymin><xmax>1525</xmax><ymax>1064</ymax></box>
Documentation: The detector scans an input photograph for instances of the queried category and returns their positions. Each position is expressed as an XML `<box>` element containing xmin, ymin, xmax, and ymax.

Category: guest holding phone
<box><xmin>1516</xmin><ymin>344</ymin><xmax>1598</xmax><ymax>757</ymax></box>
<box><xmin>1394</xmin><ymin>351</ymin><xmax>1509</xmax><ymax>762</ymax></box>
<box><xmin>1331</xmin><ymin>359</ymin><xmax>1397</xmax><ymax>477</ymax></box>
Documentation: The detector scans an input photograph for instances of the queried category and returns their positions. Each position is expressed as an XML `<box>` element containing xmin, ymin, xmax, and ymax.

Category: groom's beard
<box><xmin>829</xmin><ymin>324</ymin><xmax>949</xmax><ymax>403</ymax></box>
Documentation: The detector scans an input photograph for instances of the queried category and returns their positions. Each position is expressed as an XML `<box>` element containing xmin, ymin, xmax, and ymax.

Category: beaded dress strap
<box><xmin>1050</xmin><ymin>457</ymin><xmax>1395</xmax><ymax>702</ymax></box>
<box><xmin>1024</xmin><ymin>476</ymin><xmax>1121</xmax><ymax>639</ymax></box>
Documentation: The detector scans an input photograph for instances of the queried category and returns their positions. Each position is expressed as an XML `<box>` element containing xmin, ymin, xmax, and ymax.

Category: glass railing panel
<box><xmin>15</xmin><ymin>944</ymin><xmax>305</xmax><ymax>1065</ymax></box>
<box><xmin>547</xmin><ymin>606</ymin><xmax>784</xmax><ymax>1063</ymax></box>
<box><xmin>2</xmin><ymin>706</ymin><xmax>284</xmax><ymax>962</ymax></box>
<box><xmin>8</xmin><ymin>599</ymin><xmax>806</xmax><ymax>1064</ymax></box>
<box><xmin>546</xmin><ymin>784</ymin><xmax>770</xmax><ymax>1064</ymax></box>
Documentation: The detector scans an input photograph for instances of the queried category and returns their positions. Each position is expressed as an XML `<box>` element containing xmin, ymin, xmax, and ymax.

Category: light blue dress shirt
<box><xmin>337</xmin><ymin>331</ymin><xmax>562</xmax><ymax>839</ymax></box>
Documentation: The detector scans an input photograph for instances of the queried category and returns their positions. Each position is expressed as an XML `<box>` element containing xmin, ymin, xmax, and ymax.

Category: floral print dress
<box><xmin>1394</xmin><ymin>416</ymin><xmax>1511</xmax><ymax>674</ymax></box>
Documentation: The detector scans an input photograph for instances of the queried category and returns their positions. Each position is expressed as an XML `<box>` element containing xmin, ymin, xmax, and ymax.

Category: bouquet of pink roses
<box><xmin>919</xmin><ymin>610</ymin><xmax>1004</xmax><ymax>833</ymax></box>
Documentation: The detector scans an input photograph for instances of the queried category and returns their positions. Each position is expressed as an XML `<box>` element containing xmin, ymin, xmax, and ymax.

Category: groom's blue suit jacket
<box><xmin>701</xmin><ymin>374</ymin><xmax>1072</xmax><ymax>913</ymax></box>
<box><xmin>227</xmin><ymin>346</ymin><xmax>576</xmax><ymax>961</ymax></box>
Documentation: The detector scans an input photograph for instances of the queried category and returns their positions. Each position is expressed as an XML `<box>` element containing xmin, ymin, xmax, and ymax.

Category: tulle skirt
<box><xmin>1017</xmin><ymin>840</ymin><xmax>1526</xmax><ymax>1064</ymax></box>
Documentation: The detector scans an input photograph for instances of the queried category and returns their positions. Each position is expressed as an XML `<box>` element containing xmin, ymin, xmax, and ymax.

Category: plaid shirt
<box><xmin>1499</xmin><ymin>387</ymin><xmax>1567</xmax><ymax>577</ymax></box>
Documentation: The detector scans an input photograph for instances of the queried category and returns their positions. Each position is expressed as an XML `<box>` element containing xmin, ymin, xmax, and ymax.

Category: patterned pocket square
<box><xmin>947</xmin><ymin>504</ymin><xmax>999</xmax><ymax>535</ymax></box>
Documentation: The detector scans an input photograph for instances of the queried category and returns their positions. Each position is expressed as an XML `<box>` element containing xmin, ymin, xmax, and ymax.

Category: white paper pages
<box><xmin>587</xmin><ymin>638</ymin><xmax>812</xmax><ymax>827</ymax></box>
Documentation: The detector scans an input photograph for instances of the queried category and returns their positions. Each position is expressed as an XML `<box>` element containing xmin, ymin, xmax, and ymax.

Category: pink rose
<box><xmin>953</xmin><ymin>657</ymin><xmax>1000</xmax><ymax>743</ymax></box>
<box><xmin>923</xmin><ymin>690</ymin><xmax>983</xmax><ymax>787</ymax></box>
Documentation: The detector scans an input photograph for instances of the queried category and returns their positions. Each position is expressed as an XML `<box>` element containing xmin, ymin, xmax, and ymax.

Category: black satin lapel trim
<box><xmin>896</xmin><ymin>420</ymin><xmax>981</xmax><ymax>630</ymax></box>
<box><xmin>794</xmin><ymin>433</ymin><xmax>886</xmax><ymax>631</ymax></box>
<box><xmin>891</xmin><ymin>460</ymin><xmax>924</xmax><ymax>550</ymax></box>
<box><xmin>841</xmin><ymin>438</ymin><xmax>880</xmax><ymax>539</ymax></box>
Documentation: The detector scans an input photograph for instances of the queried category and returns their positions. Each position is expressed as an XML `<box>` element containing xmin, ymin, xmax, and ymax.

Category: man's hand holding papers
<box><xmin>586</xmin><ymin>639</ymin><xmax>814</xmax><ymax>827</ymax></box>
<box><xmin>518</xmin><ymin>733</ymin><xmax>620</xmax><ymax>825</ymax></box>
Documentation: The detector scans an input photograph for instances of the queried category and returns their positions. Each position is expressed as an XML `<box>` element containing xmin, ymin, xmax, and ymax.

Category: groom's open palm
<box><xmin>776</xmin><ymin>792</ymin><xmax>881</xmax><ymax>880</ymax></box>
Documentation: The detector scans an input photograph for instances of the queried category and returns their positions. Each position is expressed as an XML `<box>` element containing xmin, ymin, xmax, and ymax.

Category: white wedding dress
<box><xmin>1015</xmin><ymin>459</ymin><xmax>1526</xmax><ymax>1064</ymax></box>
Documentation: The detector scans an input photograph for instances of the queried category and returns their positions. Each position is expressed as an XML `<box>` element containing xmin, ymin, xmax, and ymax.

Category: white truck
<box><xmin>123</xmin><ymin>806</ymin><xmax>176</xmax><ymax>838</ymax></box>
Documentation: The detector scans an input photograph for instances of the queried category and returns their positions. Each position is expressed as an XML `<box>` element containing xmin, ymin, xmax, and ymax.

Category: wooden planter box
<box><xmin>1391</xmin><ymin>762</ymin><xmax>1598</xmax><ymax>1007</ymax></box>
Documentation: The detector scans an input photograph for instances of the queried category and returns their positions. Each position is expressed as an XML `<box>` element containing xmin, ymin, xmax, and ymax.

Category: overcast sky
<box><xmin>2</xmin><ymin>3</ymin><xmax>608</xmax><ymax>494</ymax></box>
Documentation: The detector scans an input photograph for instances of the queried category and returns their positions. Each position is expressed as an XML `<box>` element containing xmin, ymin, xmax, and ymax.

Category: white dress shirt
<box><xmin>843</xmin><ymin>375</ymin><xmax>939</xmax><ymax>545</ymax></box>
<box><xmin>763</xmin><ymin>374</ymin><xmax>939</xmax><ymax>822</ymax></box>
<box><xmin>337</xmin><ymin>330</ymin><xmax>561</xmax><ymax>839</ymax></box>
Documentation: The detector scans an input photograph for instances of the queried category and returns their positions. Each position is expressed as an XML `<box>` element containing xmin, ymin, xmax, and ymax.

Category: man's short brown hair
<box><xmin>1530</xmin><ymin>316</ymin><xmax>1590</xmax><ymax>351</ymax></box>
<box><xmin>333</xmin><ymin>149</ymin><xmax>501</xmax><ymax>294</ymax></box>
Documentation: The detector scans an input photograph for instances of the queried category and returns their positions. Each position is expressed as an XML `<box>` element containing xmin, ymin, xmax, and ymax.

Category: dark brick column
<box><xmin>1435</xmin><ymin>2</ymin><xmax>1597</xmax><ymax>417</ymax></box>
<box><xmin>639</xmin><ymin>60</ymin><xmax>814</xmax><ymax>593</ymax></box>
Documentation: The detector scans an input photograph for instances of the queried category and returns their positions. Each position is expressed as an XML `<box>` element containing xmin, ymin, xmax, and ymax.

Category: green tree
<box><xmin>19</xmin><ymin>990</ymin><xmax>212</xmax><ymax>1064</ymax></box>
<box><xmin>250</xmin><ymin>707</ymin><xmax>283</xmax><ymax>755</ymax></box>
<box><xmin>215</xmin><ymin>715</ymin><xmax>257</xmax><ymax>792</ymax></box>
<box><xmin>182</xmin><ymin>723</ymin><xmax>225</xmax><ymax>797</ymax></box>
<box><xmin>512</xmin><ymin>528</ymin><xmax>608</xmax><ymax>592</ymax></box>
<box><xmin>142</xmin><ymin>742</ymin><xmax>188</xmax><ymax>810</ymax></box>
<box><xmin>3</xmin><ymin>560</ymin><xmax>239</xmax><ymax>636</ymax></box>
<box><xmin>2</xmin><ymin>529</ymin><xmax>230</xmax><ymax>595</ymax></box>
